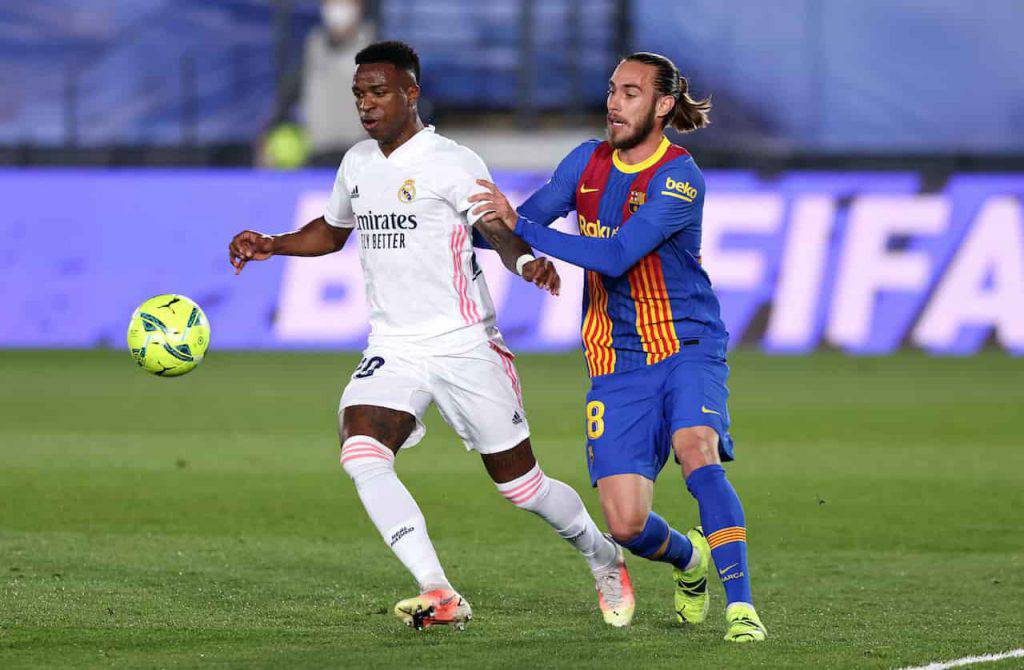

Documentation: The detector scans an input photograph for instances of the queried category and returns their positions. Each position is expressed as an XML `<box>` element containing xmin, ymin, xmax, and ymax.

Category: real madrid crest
<box><xmin>627</xmin><ymin>190</ymin><xmax>646</xmax><ymax>214</ymax></box>
<box><xmin>398</xmin><ymin>178</ymin><xmax>416</xmax><ymax>203</ymax></box>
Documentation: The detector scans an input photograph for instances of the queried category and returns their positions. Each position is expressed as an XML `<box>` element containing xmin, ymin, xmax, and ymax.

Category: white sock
<box><xmin>341</xmin><ymin>436</ymin><xmax>451</xmax><ymax>592</ymax></box>
<box><xmin>496</xmin><ymin>463</ymin><xmax>618</xmax><ymax>571</ymax></box>
<box><xmin>684</xmin><ymin>546</ymin><xmax>700</xmax><ymax>571</ymax></box>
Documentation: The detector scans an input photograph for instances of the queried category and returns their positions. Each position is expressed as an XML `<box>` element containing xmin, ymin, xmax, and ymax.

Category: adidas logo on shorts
<box><xmin>512</xmin><ymin>411</ymin><xmax>523</xmax><ymax>425</ymax></box>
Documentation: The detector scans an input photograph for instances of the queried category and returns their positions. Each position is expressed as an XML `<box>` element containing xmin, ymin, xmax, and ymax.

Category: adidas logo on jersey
<box><xmin>349</xmin><ymin>185</ymin><xmax>359</xmax><ymax>199</ymax></box>
<box><xmin>512</xmin><ymin>411</ymin><xmax>524</xmax><ymax>425</ymax></box>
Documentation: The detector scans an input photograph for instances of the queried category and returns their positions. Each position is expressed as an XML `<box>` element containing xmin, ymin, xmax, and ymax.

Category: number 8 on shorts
<box><xmin>586</xmin><ymin>400</ymin><xmax>605</xmax><ymax>439</ymax></box>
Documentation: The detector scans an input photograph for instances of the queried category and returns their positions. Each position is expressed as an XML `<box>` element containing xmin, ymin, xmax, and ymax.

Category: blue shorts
<box><xmin>584</xmin><ymin>346</ymin><xmax>735</xmax><ymax>487</ymax></box>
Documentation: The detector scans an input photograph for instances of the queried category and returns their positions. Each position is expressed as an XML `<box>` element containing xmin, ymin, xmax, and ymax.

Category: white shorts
<box><xmin>338</xmin><ymin>339</ymin><xmax>530</xmax><ymax>454</ymax></box>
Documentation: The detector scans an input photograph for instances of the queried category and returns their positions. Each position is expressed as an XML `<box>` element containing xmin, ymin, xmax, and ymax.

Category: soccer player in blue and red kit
<box><xmin>469</xmin><ymin>52</ymin><xmax>767</xmax><ymax>642</ymax></box>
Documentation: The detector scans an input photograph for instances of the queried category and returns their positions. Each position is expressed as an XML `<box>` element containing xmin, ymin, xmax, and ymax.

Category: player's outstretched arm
<box><xmin>471</xmin><ymin>177</ymin><xmax>695</xmax><ymax>278</ymax></box>
<box><xmin>514</xmin><ymin>214</ymin><xmax>664</xmax><ymax>277</ymax></box>
<box><xmin>473</xmin><ymin>217</ymin><xmax>560</xmax><ymax>295</ymax></box>
<box><xmin>228</xmin><ymin>216</ymin><xmax>352</xmax><ymax>274</ymax></box>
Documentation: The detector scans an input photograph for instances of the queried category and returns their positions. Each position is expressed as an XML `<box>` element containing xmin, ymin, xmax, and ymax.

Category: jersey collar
<box><xmin>612</xmin><ymin>135</ymin><xmax>670</xmax><ymax>174</ymax></box>
<box><xmin>378</xmin><ymin>125</ymin><xmax>436</xmax><ymax>161</ymax></box>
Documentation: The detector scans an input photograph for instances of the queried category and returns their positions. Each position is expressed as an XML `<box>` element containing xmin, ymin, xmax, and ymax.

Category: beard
<box><xmin>607</xmin><ymin>104</ymin><xmax>658</xmax><ymax>150</ymax></box>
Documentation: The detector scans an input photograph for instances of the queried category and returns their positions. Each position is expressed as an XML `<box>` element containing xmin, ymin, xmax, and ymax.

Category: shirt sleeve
<box><xmin>516</xmin><ymin>140</ymin><xmax>599</xmax><ymax>226</ymax></box>
<box><xmin>514</xmin><ymin>159</ymin><xmax>704</xmax><ymax>277</ymax></box>
<box><xmin>439</xmin><ymin>147</ymin><xmax>494</xmax><ymax>226</ymax></box>
<box><xmin>323</xmin><ymin>159</ymin><xmax>356</xmax><ymax>228</ymax></box>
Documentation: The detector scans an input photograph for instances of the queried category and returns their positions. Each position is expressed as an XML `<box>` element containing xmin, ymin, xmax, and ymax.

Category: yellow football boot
<box><xmin>673</xmin><ymin>526</ymin><xmax>710</xmax><ymax>624</ymax></box>
<box><xmin>723</xmin><ymin>602</ymin><xmax>767</xmax><ymax>642</ymax></box>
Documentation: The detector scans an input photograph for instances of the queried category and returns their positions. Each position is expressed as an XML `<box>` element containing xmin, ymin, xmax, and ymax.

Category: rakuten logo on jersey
<box><xmin>578</xmin><ymin>214</ymin><xmax>616</xmax><ymax>238</ymax></box>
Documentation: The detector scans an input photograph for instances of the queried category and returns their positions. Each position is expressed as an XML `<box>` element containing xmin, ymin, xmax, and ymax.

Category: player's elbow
<box><xmin>328</xmin><ymin>227</ymin><xmax>351</xmax><ymax>253</ymax></box>
<box><xmin>597</xmin><ymin>243</ymin><xmax>644</xmax><ymax>277</ymax></box>
<box><xmin>600</xmin><ymin>256</ymin><xmax>633</xmax><ymax>278</ymax></box>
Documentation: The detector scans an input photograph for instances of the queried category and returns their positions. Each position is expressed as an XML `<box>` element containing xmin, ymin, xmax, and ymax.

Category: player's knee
<box><xmin>340</xmin><ymin>435</ymin><xmax>395</xmax><ymax>480</ymax></box>
<box><xmin>606</xmin><ymin>514</ymin><xmax>647</xmax><ymax>544</ymax></box>
<box><xmin>673</xmin><ymin>427</ymin><xmax>720</xmax><ymax>471</ymax></box>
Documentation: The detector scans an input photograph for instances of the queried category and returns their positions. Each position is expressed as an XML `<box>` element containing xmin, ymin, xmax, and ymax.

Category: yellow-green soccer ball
<box><xmin>126</xmin><ymin>294</ymin><xmax>210</xmax><ymax>377</ymax></box>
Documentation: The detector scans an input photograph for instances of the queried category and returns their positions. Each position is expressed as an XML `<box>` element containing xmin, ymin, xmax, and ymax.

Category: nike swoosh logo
<box><xmin>719</xmin><ymin>563</ymin><xmax>738</xmax><ymax>575</ymax></box>
<box><xmin>579</xmin><ymin>186</ymin><xmax>599</xmax><ymax>193</ymax></box>
<box><xmin>701</xmin><ymin>405</ymin><xmax>721</xmax><ymax>416</ymax></box>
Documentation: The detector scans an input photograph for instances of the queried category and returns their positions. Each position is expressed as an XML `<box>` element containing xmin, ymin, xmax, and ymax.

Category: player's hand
<box><xmin>229</xmin><ymin>230</ymin><xmax>275</xmax><ymax>274</ymax></box>
<box><xmin>468</xmin><ymin>180</ymin><xmax>518</xmax><ymax>231</ymax></box>
<box><xmin>521</xmin><ymin>257</ymin><xmax>561</xmax><ymax>296</ymax></box>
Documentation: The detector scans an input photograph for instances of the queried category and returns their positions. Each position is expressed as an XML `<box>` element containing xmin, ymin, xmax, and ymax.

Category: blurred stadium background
<box><xmin>2</xmin><ymin>3</ymin><xmax>1024</xmax><ymax>668</ymax></box>
<box><xmin>2</xmin><ymin>0</ymin><xmax>1022</xmax><ymax>355</ymax></box>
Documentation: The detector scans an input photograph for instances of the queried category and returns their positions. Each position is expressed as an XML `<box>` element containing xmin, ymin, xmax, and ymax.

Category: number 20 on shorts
<box><xmin>586</xmin><ymin>401</ymin><xmax>605</xmax><ymax>439</ymax></box>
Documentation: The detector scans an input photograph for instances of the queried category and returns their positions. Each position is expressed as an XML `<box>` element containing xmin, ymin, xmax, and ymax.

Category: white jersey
<box><xmin>324</xmin><ymin>126</ymin><xmax>501</xmax><ymax>353</ymax></box>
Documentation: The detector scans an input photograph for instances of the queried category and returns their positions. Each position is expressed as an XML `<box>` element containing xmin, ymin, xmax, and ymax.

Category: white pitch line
<box><xmin>897</xmin><ymin>648</ymin><xmax>1024</xmax><ymax>670</ymax></box>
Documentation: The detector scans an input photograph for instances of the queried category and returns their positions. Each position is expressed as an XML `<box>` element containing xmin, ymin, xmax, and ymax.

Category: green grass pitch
<box><xmin>1</xmin><ymin>349</ymin><xmax>1022</xmax><ymax>669</ymax></box>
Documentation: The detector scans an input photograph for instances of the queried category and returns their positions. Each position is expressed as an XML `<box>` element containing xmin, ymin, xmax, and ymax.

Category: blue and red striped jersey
<box><xmin>516</xmin><ymin>136</ymin><xmax>728</xmax><ymax>377</ymax></box>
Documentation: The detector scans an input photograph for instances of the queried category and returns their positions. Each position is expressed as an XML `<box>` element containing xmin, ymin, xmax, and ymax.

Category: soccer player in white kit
<box><xmin>228</xmin><ymin>41</ymin><xmax>634</xmax><ymax>630</ymax></box>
